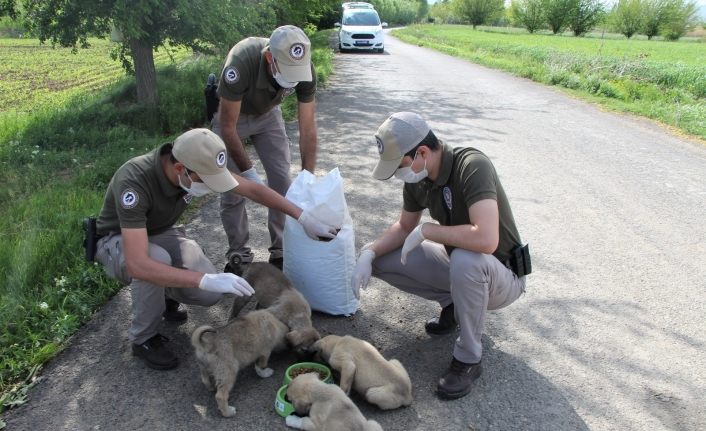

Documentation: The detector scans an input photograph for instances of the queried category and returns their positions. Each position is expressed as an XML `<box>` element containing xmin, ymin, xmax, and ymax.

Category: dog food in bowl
<box><xmin>283</xmin><ymin>362</ymin><xmax>333</xmax><ymax>385</ymax></box>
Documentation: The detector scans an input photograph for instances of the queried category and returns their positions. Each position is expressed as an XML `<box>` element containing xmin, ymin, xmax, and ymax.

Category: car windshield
<box><xmin>342</xmin><ymin>10</ymin><xmax>381</xmax><ymax>26</ymax></box>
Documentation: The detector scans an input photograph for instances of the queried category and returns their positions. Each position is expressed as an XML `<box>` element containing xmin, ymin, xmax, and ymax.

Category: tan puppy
<box><xmin>244</xmin><ymin>262</ymin><xmax>321</xmax><ymax>354</ymax></box>
<box><xmin>312</xmin><ymin>335</ymin><xmax>413</xmax><ymax>410</ymax></box>
<box><xmin>285</xmin><ymin>372</ymin><xmax>384</xmax><ymax>431</ymax></box>
<box><xmin>191</xmin><ymin>309</ymin><xmax>288</xmax><ymax>418</ymax></box>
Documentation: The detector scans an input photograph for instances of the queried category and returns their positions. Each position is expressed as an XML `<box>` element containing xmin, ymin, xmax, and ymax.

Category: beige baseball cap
<box><xmin>269</xmin><ymin>25</ymin><xmax>312</xmax><ymax>82</ymax></box>
<box><xmin>373</xmin><ymin>112</ymin><xmax>431</xmax><ymax>180</ymax></box>
<box><xmin>172</xmin><ymin>128</ymin><xmax>238</xmax><ymax>193</ymax></box>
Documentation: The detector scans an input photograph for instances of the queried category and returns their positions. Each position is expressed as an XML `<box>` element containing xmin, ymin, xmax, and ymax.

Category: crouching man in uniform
<box><xmin>351</xmin><ymin>113</ymin><xmax>530</xmax><ymax>399</ymax></box>
<box><xmin>95</xmin><ymin>128</ymin><xmax>337</xmax><ymax>370</ymax></box>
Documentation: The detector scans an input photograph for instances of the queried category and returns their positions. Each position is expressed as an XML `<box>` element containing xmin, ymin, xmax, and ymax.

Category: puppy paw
<box><xmin>220</xmin><ymin>405</ymin><xmax>236</xmax><ymax>418</ymax></box>
<box><xmin>255</xmin><ymin>366</ymin><xmax>274</xmax><ymax>378</ymax></box>
<box><xmin>286</xmin><ymin>415</ymin><xmax>304</xmax><ymax>429</ymax></box>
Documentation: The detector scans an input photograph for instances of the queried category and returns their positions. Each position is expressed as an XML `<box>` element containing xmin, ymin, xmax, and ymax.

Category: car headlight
<box><xmin>375</xmin><ymin>29</ymin><xmax>383</xmax><ymax>36</ymax></box>
<box><xmin>341</xmin><ymin>30</ymin><xmax>352</xmax><ymax>37</ymax></box>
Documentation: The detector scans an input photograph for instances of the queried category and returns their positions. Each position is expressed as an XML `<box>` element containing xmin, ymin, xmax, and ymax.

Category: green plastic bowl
<box><xmin>274</xmin><ymin>384</ymin><xmax>295</xmax><ymax>417</ymax></box>
<box><xmin>283</xmin><ymin>362</ymin><xmax>333</xmax><ymax>386</ymax></box>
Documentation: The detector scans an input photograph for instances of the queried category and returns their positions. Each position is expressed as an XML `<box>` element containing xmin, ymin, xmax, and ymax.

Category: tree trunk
<box><xmin>129</xmin><ymin>38</ymin><xmax>158</xmax><ymax>106</ymax></box>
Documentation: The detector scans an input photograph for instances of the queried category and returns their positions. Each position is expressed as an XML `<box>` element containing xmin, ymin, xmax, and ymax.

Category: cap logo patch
<box><xmin>216</xmin><ymin>150</ymin><xmax>226</xmax><ymax>167</ymax></box>
<box><xmin>289</xmin><ymin>43</ymin><xmax>305</xmax><ymax>61</ymax></box>
<box><xmin>443</xmin><ymin>187</ymin><xmax>453</xmax><ymax>211</ymax></box>
<box><xmin>376</xmin><ymin>136</ymin><xmax>384</xmax><ymax>154</ymax></box>
<box><xmin>224</xmin><ymin>67</ymin><xmax>239</xmax><ymax>84</ymax></box>
<box><xmin>121</xmin><ymin>189</ymin><xmax>139</xmax><ymax>209</ymax></box>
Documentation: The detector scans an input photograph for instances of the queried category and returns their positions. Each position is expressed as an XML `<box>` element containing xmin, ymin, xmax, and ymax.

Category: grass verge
<box><xmin>393</xmin><ymin>24</ymin><xmax>706</xmax><ymax>140</ymax></box>
<box><xmin>0</xmin><ymin>30</ymin><xmax>335</xmax><ymax>413</ymax></box>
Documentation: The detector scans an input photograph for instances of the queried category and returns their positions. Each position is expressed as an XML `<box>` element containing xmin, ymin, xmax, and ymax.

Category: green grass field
<box><xmin>393</xmin><ymin>25</ymin><xmax>706</xmax><ymax>140</ymax></box>
<box><xmin>0</xmin><ymin>38</ymin><xmax>191</xmax><ymax>113</ymax></box>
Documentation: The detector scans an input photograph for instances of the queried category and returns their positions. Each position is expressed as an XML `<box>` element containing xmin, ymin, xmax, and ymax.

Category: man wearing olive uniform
<box><xmin>94</xmin><ymin>129</ymin><xmax>337</xmax><ymax>370</ymax></box>
<box><xmin>212</xmin><ymin>25</ymin><xmax>318</xmax><ymax>274</ymax></box>
<box><xmin>351</xmin><ymin>112</ymin><xmax>529</xmax><ymax>399</ymax></box>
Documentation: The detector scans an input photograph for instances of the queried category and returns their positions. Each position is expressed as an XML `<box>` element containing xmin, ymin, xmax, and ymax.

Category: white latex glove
<box><xmin>351</xmin><ymin>247</ymin><xmax>375</xmax><ymax>300</ymax></box>
<box><xmin>240</xmin><ymin>167</ymin><xmax>265</xmax><ymax>185</ymax></box>
<box><xmin>400</xmin><ymin>224</ymin><xmax>426</xmax><ymax>265</ymax></box>
<box><xmin>297</xmin><ymin>210</ymin><xmax>339</xmax><ymax>241</ymax></box>
<box><xmin>198</xmin><ymin>273</ymin><xmax>255</xmax><ymax>296</ymax></box>
<box><xmin>285</xmin><ymin>415</ymin><xmax>304</xmax><ymax>429</ymax></box>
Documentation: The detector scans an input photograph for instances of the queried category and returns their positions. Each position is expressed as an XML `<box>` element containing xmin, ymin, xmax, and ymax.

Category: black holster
<box><xmin>82</xmin><ymin>217</ymin><xmax>98</xmax><ymax>262</ymax></box>
<box><xmin>508</xmin><ymin>243</ymin><xmax>532</xmax><ymax>277</ymax></box>
<box><xmin>204</xmin><ymin>73</ymin><xmax>220</xmax><ymax>122</ymax></box>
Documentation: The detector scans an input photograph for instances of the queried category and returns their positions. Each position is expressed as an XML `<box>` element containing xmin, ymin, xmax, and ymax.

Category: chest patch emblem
<box><xmin>121</xmin><ymin>188</ymin><xmax>139</xmax><ymax>209</ymax></box>
<box><xmin>289</xmin><ymin>43</ymin><xmax>305</xmax><ymax>61</ymax></box>
<box><xmin>224</xmin><ymin>67</ymin><xmax>239</xmax><ymax>84</ymax></box>
<box><xmin>443</xmin><ymin>186</ymin><xmax>453</xmax><ymax>211</ymax></box>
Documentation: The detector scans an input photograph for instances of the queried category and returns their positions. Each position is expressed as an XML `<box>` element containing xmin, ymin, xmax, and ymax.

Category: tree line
<box><xmin>430</xmin><ymin>0</ymin><xmax>703</xmax><ymax>39</ymax></box>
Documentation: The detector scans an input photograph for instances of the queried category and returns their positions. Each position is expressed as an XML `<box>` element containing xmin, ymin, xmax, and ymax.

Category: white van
<box><xmin>335</xmin><ymin>2</ymin><xmax>387</xmax><ymax>53</ymax></box>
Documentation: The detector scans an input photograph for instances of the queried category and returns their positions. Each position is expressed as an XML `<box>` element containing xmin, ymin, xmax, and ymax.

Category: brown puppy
<box><xmin>191</xmin><ymin>309</ymin><xmax>288</xmax><ymax>418</ymax></box>
<box><xmin>285</xmin><ymin>372</ymin><xmax>384</xmax><ymax>431</ymax></box>
<box><xmin>312</xmin><ymin>335</ymin><xmax>413</xmax><ymax>410</ymax></box>
<box><xmin>244</xmin><ymin>262</ymin><xmax>321</xmax><ymax>354</ymax></box>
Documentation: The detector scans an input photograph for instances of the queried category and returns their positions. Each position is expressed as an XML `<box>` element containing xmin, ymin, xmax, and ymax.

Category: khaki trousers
<box><xmin>95</xmin><ymin>226</ymin><xmax>222</xmax><ymax>345</ymax></box>
<box><xmin>372</xmin><ymin>241</ymin><xmax>526</xmax><ymax>364</ymax></box>
<box><xmin>212</xmin><ymin>106</ymin><xmax>292</xmax><ymax>263</ymax></box>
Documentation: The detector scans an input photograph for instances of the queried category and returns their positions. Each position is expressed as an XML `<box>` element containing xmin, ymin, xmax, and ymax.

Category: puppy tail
<box><xmin>365</xmin><ymin>419</ymin><xmax>384</xmax><ymax>431</ymax></box>
<box><xmin>191</xmin><ymin>325</ymin><xmax>217</xmax><ymax>353</ymax></box>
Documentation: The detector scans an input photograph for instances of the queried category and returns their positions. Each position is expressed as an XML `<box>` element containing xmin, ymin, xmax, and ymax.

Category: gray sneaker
<box><xmin>131</xmin><ymin>334</ymin><xmax>178</xmax><ymax>370</ymax></box>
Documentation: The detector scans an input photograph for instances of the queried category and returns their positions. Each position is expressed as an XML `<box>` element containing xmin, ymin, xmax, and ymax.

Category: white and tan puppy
<box><xmin>312</xmin><ymin>335</ymin><xmax>413</xmax><ymax>410</ymax></box>
<box><xmin>191</xmin><ymin>309</ymin><xmax>288</xmax><ymax>418</ymax></box>
<box><xmin>285</xmin><ymin>372</ymin><xmax>384</xmax><ymax>431</ymax></box>
<box><xmin>244</xmin><ymin>262</ymin><xmax>321</xmax><ymax>354</ymax></box>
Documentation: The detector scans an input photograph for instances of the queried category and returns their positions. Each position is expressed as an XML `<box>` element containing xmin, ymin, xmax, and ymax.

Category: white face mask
<box><xmin>272</xmin><ymin>58</ymin><xmax>298</xmax><ymax>89</ymax></box>
<box><xmin>178</xmin><ymin>171</ymin><xmax>212</xmax><ymax>197</ymax></box>
<box><xmin>394</xmin><ymin>152</ymin><xmax>428</xmax><ymax>183</ymax></box>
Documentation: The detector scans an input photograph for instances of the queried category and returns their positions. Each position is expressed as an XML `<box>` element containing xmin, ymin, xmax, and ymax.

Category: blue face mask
<box><xmin>394</xmin><ymin>152</ymin><xmax>428</xmax><ymax>183</ymax></box>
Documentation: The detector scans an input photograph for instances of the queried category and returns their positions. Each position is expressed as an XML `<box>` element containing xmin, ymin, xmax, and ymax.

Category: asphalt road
<box><xmin>3</xmin><ymin>33</ymin><xmax>706</xmax><ymax>431</ymax></box>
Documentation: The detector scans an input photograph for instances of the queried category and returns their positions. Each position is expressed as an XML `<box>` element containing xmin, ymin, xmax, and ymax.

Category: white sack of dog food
<box><xmin>283</xmin><ymin>168</ymin><xmax>358</xmax><ymax>316</ymax></box>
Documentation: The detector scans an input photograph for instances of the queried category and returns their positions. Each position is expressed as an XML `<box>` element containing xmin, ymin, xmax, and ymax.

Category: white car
<box><xmin>335</xmin><ymin>2</ymin><xmax>387</xmax><ymax>53</ymax></box>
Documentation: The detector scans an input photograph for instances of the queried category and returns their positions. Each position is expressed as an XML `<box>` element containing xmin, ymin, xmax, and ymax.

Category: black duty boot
<box><xmin>223</xmin><ymin>253</ymin><xmax>250</xmax><ymax>276</ymax></box>
<box><xmin>437</xmin><ymin>357</ymin><xmax>482</xmax><ymax>399</ymax></box>
<box><xmin>163</xmin><ymin>297</ymin><xmax>187</xmax><ymax>322</ymax></box>
<box><xmin>131</xmin><ymin>334</ymin><xmax>178</xmax><ymax>370</ymax></box>
<box><xmin>425</xmin><ymin>303</ymin><xmax>458</xmax><ymax>335</ymax></box>
<box><xmin>268</xmin><ymin>256</ymin><xmax>284</xmax><ymax>271</ymax></box>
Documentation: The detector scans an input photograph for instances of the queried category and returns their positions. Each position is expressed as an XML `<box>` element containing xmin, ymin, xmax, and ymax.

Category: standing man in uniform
<box><xmin>212</xmin><ymin>25</ymin><xmax>319</xmax><ymax>275</ymax></box>
<box><xmin>95</xmin><ymin>128</ymin><xmax>337</xmax><ymax>370</ymax></box>
<box><xmin>351</xmin><ymin>112</ymin><xmax>530</xmax><ymax>399</ymax></box>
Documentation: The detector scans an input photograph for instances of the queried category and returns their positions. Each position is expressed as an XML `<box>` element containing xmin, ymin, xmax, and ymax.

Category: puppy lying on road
<box><xmin>191</xmin><ymin>309</ymin><xmax>288</xmax><ymax>418</ymax></box>
<box><xmin>312</xmin><ymin>335</ymin><xmax>413</xmax><ymax>410</ymax></box>
<box><xmin>244</xmin><ymin>262</ymin><xmax>321</xmax><ymax>355</ymax></box>
<box><xmin>286</xmin><ymin>372</ymin><xmax>384</xmax><ymax>431</ymax></box>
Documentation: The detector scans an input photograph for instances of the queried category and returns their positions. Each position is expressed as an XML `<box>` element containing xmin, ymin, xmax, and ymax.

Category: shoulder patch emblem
<box><xmin>376</xmin><ymin>136</ymin><xmax>384</xmax><ymax>154</ymax></box>
<box><xmin>224</xmin><ymin>67</ymin><xmax>239</xmax><ymax>84</ymax></box>
<box><xmin>216</xmin><ymin>150</ymin><xmax>227</xmax><ymax>167</ymax></box>
<box><xmin>289</xmin><ymin>43</ymin><xmax>305</xmax><ymax>61</ymax></box>
<box><xmin>443</xmin><ymin>186</ymin><xmax>453</xmax><ymax>211</ymax></box>
<box><xmin>121</xmin><ymin>188</ymin><xmax>139</xmax><ymax>209</ymax></box>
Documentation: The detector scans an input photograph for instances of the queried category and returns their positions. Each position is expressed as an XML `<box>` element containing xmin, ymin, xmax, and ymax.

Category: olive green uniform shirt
<box><xmin>217</xmin><ymin>37</ymin><xmax>316</xmax><ymax>116</ymax></box>
<box><xmin>97</xmin><ymin>144</ymin><xmax>191</xmax><ymax>236</ymax></box>
<box><xmin>402</xmin><ymin>143</ymin><xmax>522</xmax><ymax>264</ymax></box>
